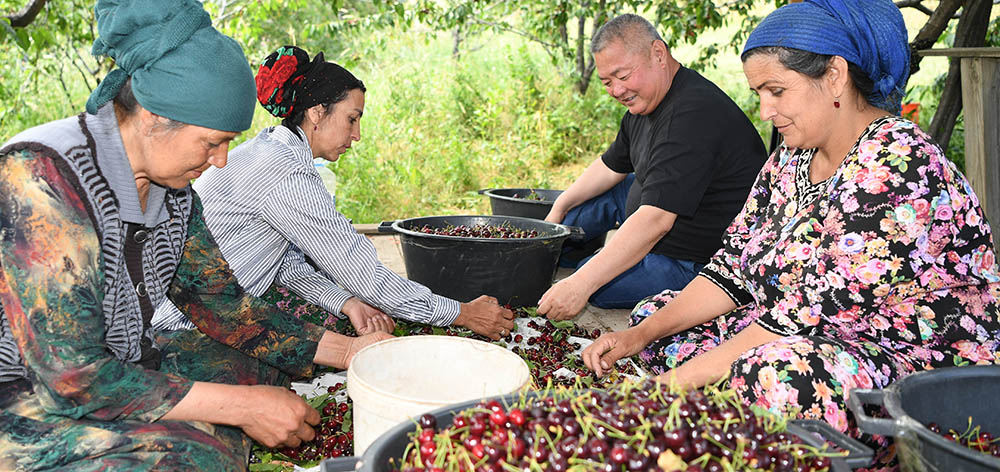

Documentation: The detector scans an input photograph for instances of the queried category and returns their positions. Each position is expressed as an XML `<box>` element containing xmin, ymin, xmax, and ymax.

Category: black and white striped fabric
<box><xmin>152</xmin><ymin>125</ymin><xmax>459</xmax><ymax>331</ymax></box>
<box><xmin>0</xmin><ymin>106</ymin><xmax>192</xmax><ymax>382</ymax></box>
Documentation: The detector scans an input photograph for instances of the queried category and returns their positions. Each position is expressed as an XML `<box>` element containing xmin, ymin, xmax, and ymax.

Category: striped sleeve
<box><xmin>259</xmin><ymin>168</ymin><xmax>460</xmax><ymax>326</ymax></box>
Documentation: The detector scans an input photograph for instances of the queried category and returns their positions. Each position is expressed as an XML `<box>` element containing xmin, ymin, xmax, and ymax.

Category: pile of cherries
<box><xmin>511</xmin><ymin>318</ymin><xmax>640</xmax><ymax>389</ymax></box>
<box><xmin>391</xmin><ymin>308</ymin><xmax>642</xmax><ymax>389</ymax></box>
<box><xmin>416</xmin><ymin>223</ymin><xmax>539</xmax><ymax>239</ymax></box>
<box><xmin>927</xmin><ymin>421</ymin><xmax>1000</xmax><ymax>458</ymax></box>
<box><xmin>250</xmin><ymin>383</ymin><xmax>354</xmax><ymax>468</ymax></box>
<box><xmin>512</xmin><ymin>190</ymin><xmax>545</xmax><ymax>201</ymax></box>
<box><xmin>393</xmin><ymin>382</ymin><xmax>838</xmax><ymax>472</ymax></box>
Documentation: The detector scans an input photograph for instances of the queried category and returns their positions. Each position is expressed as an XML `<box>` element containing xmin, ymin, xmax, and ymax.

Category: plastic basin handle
<box><xmin>563</xmin><ymin>225</ymin><xmax>587</xmax><ymax>242</ymax></box>
<box><xmin>846</xmin><ymin>388</ymin><xmax>897</xmax><ymax>437</ymax></box>
<box><xmin>378</xmin><ymin>221</ymin><xmax>398</xmax><ymax>234</ymax></box>
<box><xmin>791</xmin><ymin>419</ymin><xmax>874</xmax><ymax>468</ymax></box>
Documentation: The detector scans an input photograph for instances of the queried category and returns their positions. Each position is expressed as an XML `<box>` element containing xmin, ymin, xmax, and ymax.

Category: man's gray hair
<box><xmin>591</xmin><ymin>13</ymin><xmax>664</xmax><ymax>55</ymax></box>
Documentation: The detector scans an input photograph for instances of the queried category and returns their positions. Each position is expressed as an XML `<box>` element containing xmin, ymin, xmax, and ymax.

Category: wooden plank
<box><xmin>919</xmin><ymin>47</ymin><xmax>1000</xmax><ymax>58</ymax></box>
<box><xmin>353</xmin><ymin>223</ymin><xmax>383</xmax><ymax>234</ymax></box>
<box><xmin>960</xmin><ymin>56</ymin><xmax>1000</xmax><ymax>245</ymax></box>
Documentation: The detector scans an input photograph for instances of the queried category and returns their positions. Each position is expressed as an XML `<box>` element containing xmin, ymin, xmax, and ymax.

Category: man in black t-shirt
<box><xmin>538</xmin><ymin>14</ymin><xmax>767</xmax><ymax>320</ymax></box>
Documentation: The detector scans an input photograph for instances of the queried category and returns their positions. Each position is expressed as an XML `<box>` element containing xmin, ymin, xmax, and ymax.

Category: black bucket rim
<box><xmin>326</xmin><ymin>390</ymin><xmax>864</xmax><ymax>472</ymax></box>
<box><xmin>881</xmin><ymin>365</ymin><xmax>1000</xmax><ymax>467</ymax></box>
<box><xmin>390</xmin><ymin>214</ymin><xmax>570</xmax><ymax>243</ymax></box>
<box><xmin>481</xmin><ymin>188</ymin><xmax>562</xmax><ymax>206</ymax></box>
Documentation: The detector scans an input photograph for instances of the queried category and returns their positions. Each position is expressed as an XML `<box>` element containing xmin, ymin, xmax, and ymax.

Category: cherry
<box><xmin>417</xmin><ymin>413</ymin><xmax>437</xmax><ymax>431</ymax></box>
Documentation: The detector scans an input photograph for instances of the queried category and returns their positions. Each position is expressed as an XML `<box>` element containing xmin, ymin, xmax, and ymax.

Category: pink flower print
<box><xmin>853</xmin><ymin>371</ymin><xmax>874</xmax><ymax>389</ymax></box>
<box><xmin>785</xmin><ymin>242</ymin><xmax>814</xmax><ymax>261</ymax></box>
<box><xmin>887</xmin><ymin>141</ymin><xmax>911</xmax><ymax>157</ymax></box>
<box><xmin>871</xmin><ymin>315</ymin><xmax>891</xmax><ymax>331</ymax></box>
<box><xmin>823</xmin><ymin>403</ymin><xmax>849</xmax><ymax>432</ymax></box>
<box><xmin>826</xmin><ymin>272</ymin><xmax>846</xmax><ymax>289</ymax></box>
<box><xmin>842</xmin><ymin>195</ymin><xmax>860</xmax><ymax>213</ymax></box>
<box><xmin>934</xmin><ymin>204</ymin><xmax>954</xmax><ymax>221</ymax></box>
<box><xmin>912</xmin><ymin>199</ymin><xmax>930</xmax><ymax>218</ymax></box>
<box><xmin>796</xmin><ymin>306</ymin><xmax>820</xmax><ymax>326</ymax></box>
<box><xmin>857</xmin><ymin>165</ymin><xmax>891</xmax><ymax>194</ymax></box>
<box><xmin>857</xmin><ymin>139</ymin><xmax>883</xmax><ymax>162</ymax></box>
<box><xmin>854</xmin><ymin>262</ymin><xmax>882</xmax><ymax>285</ymax></box>
<box><xmin>838</xmin><ymin>233</ymin><xmax>864</xmax><ymax>253</ymax></box>
<box><xmin>677</xmin><ymin>342</ymin><xmax>697</xmax><ymax>359</ymax></box>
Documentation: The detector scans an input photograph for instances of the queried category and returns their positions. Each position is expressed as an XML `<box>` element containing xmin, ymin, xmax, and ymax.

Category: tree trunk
<box><xmin>575</xmin><ymin>14</ymin><xmax>587</xmax><ymax>95</ymax></box>
<box><xmin>908</xmin><ymin>0</ymin><xmax>962</xmax><ymax>75</ymax></box>
<box><xmin>5</xmin><ymin>0</ymin><xmax>47</xmax><ymax>27</ymax></box>
<box><xmin>927</xmin><ymin>0</ymin><xmax>993</xmax><ymax>147</ymax></box>
<box><xmin>452</xmin><ymin>26</ymin><xmax>463</xmax><ymax>60</ymax></box>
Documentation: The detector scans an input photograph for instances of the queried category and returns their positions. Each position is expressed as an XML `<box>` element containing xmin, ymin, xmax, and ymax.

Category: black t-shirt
<box><xmin>601</xmin><ymin>66</ymin><xmax>767</xmax><ymax>264</ymax></box>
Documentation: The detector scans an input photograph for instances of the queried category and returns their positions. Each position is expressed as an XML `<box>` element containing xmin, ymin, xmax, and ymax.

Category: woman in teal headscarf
<box><xmin>0</xmin><ymin>1</ymin><xmax>389</xmax><ymax>470</ymax></box>
<box><xmin>584</xmin><ymin>0</ymin><xmax>1000</xmax><ymax>451</ymax></box>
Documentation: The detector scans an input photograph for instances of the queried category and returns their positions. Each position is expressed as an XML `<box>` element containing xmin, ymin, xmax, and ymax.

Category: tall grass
<box><xmin>311</xmin><ymin>31</ymin><xmax>623</xmax><ymax>222</ymax></box>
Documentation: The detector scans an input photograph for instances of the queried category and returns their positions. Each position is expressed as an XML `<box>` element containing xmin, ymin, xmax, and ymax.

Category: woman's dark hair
<box><xmin>281</xmin><ymin>82</ymin><xmax>365</xmax><ymax>132</ymax></box>
<box><xmin>113</xmin><ymin>78</ymin><xmax>185</xmax><ymax>130</ymax></box>
<box><xmin>742</xmin><ymin>46</ymin><xmax>876</xmax><ymax>110</ymax></box>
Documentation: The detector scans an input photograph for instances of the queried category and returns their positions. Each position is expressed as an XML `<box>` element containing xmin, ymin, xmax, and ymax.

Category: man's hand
<box><xmin>453</xmin><ymin>295</ymin><xmax>515</xmax><ymax>340</ymax></box>
<box><xmin>537</xmin><ymin>275</ymin><xmax>591</xmax><ymax>321</ymax></box>
<box><xmin>236</xmin><ymin>385</ymin><xmax>320</xmax><ymax>448</ymax></box>
<box><xmin>342</xmin><ymin>297</ymin><xmax>394</xmax><ymax>335</ymax></box>
<box><xmin>580</xmin><ymin>327</ymin><xmax>648</xmax><ymax>377</ymax></box>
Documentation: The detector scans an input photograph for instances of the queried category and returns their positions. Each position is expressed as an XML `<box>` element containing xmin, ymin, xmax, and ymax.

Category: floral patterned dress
<box><xmin>632</xmin><ymin>116</ymin><xmax>1000</xmax><ymax>442</ymax></box>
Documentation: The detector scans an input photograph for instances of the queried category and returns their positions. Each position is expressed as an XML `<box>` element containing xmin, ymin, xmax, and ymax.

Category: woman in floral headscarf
<box><xmin>583</xmin><ymin>0</ymin><xmax>1000</xmax><ymax>446</ymax></box>
<box><xmin>0</xmin><ymin>2</ymin><xmax>389</xmax><ymax>470</ymax></box>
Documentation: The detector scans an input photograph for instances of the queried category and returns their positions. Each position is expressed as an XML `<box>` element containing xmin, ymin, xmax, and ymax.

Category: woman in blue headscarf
<box><xmin>584</xmin><ymin>0</ymin><xmax>1000</xmax><ymax>443</ymax></box>
<box><xmin>0</xmin><ymin>1</ymin><xmax>389</xmax><ymax>470</ymax></box>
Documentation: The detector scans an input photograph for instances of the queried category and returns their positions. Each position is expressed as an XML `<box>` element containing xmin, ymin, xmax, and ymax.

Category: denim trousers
<box><xmin>561</xmin><ymin>174</ymin><xmax>703</xmax><ymax>308</ymax></box>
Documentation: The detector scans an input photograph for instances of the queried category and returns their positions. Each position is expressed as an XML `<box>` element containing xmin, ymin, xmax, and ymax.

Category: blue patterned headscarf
<box><xmin>85</xmin><ymin>0</ymin><xmax>256</xmax><ymax>132</ymax></box>
<box><xmin>742</xmin><ymin>0</ymin><xmax>910</xmax><ymax>114</ymax></box>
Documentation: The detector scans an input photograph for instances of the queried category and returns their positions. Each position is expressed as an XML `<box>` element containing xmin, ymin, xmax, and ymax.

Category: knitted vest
<box><xmin>0</xmin><ymin>109</ymin><xmax>192</xmax><ymax>382</ymax></box>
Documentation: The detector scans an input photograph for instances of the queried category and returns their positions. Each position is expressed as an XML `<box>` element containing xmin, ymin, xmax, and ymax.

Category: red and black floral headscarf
<box><xmin>255</xmin><ymin>45</ymin><xmax>364</xmax><ymax>119</ymax></box>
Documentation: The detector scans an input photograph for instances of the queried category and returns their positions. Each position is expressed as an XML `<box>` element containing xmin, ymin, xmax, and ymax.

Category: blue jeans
<box><xmin>561</xmin><ymin>174</ymin><xmax>704</xmax><ymax>309</ymax></box>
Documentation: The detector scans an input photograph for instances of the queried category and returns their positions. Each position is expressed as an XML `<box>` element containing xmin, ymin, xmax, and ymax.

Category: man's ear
<box><xmin>650</xmin><ymin>39</ymin><xmax>668</xmax><ymax>67</ymax></box>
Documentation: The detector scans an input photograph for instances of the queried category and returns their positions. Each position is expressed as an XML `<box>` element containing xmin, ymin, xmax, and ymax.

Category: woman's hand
<box><xmin>236</xmin><ymin>385</ymin><xmax>320</xmax><ymax>448</ymax></box>
<box><xmin>454</xmin><ymin>295</ymin><xmax>515</xmax><ymax>340</ymax></box>
<box><xmin>581</xmin><ymin>327</ymin><xmax>650</xmax><ymax>377</ymax></box>
<box><xmin>161</xmin><ymin>382</ymin><xmax>320</xmax><ymax>448</ymax></box>
<box><xmin>342</xmin><ymin>297</ymin><xmax>394</xmax><ymax>335</ymax></box>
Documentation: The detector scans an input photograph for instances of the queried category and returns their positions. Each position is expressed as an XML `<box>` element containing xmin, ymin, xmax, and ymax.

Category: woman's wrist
<box><xmin>312</xmin><ymin>331</ymin><xmax>351</xmax><ymax>369</ymax></box>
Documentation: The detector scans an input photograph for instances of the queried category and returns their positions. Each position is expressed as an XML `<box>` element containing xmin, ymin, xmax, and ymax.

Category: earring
<box><xmin>834</xmin><ymin>98</ymin><xmax>841</xmax><ymax>109</ymax></box>
<box><xmin>314</xmin><ymin>125</ymin><xmax>318</xmax><ymax>131</ymax></box>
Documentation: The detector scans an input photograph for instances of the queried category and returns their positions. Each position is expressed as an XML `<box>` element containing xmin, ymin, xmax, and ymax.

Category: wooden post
<box><xmin>920</xmin><ymin>48</ymin><xmax>1000</xmax><ymax>247</ymax></box>
<box><xmin>961</xmin><ymin>55</ymin><xmax>1000</xmax><ymax>238</ymax></box>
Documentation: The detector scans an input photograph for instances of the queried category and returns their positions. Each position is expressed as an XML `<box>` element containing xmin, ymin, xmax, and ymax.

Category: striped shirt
<box><xmin>153</xmin><ymin>125</ymin><xmax>459</xmax><ymax>330</ymax></box>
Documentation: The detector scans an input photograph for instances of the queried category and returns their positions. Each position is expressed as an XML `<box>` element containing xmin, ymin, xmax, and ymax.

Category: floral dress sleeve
<box><xmin>699</xmin><ymin>150</ymin><xmax>779</xmax><ymax>307</ymax></box>
<box><xmin>0</xmin><ymin>147</ymin><xmax>192</xmax><ymax>422</ymax></box>
<box><xmin>749</xmin><ymin>118</ymin><xmax>997</xmax><ymax>345</ymax></box>
<box><xmin>167</xmin><ymin>192</ymin><xmax>326</xmax><ymax>379</ymax></box>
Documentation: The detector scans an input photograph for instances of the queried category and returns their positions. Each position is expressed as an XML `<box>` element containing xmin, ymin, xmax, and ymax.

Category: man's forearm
<box><xmin>572</xmin><ymin>205</ymin><xmax>675</xmax><ymax>291</ymax></box>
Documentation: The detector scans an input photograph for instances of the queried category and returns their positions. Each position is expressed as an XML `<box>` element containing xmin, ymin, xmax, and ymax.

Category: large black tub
<box><xmin>849</xmin><ymin>365</ymin><xmax>1000</xmax><ymax>472</ymax></box>
<box><xmin>378</xmin><ymin>215</ymin><xmax>582</xmax><ymax>307</ymax></box>
<box><xmin>321</xmin><ymin>391</ymin><xmax>873</xmax><ymax>472</ymax></box>
<box><xmin>478</xmin><ymin>188</ymin><xmax>563</xmax><ymax>220</ymax></box>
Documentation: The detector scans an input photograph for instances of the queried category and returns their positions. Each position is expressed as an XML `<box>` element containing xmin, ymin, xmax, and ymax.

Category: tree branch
<box><xmin>5</xmin><ymin>0</ymin><xmax>47</xmax><ymax>28</ymax></box>
<box><xmin>895</xmin><ymin>0</ymin><xmax>934</xmax><ymax>16</ymax></box>
<box><xmin>908</xmin><ymin>0</ymin><xmax>962</xmax><ymax>75</ymax></box>
<box><xmin>468</xmin><ymin>17</ymin><xmax>561</xmax><ymax>51</ymax></box>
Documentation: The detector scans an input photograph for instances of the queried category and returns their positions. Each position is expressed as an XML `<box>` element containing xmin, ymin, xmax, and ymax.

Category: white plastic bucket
<box><xmin>346</xmin><ymin>335</ymin><xmax>530</xmax><ymax>455</ymax></box>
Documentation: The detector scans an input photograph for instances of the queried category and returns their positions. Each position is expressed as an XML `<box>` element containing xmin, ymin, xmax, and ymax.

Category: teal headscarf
<box><xmin>85</xmin><ymin>0</ymin><xmax>256</xmax><ymax>132</ymax></box>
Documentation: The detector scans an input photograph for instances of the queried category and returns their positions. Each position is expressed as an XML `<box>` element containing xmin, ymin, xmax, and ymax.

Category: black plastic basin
<box><xmin>379</xmin><ymin>215</ymin><xmax>583</xmax><ymax>307</ymax></box>
<box><xmin>321</xmin><ymin>390</ymin><xmax>872</xmax><ymax>472</ymax></box>
<box><xmin>478</xmin><ymin>188</ymin><xmax>563</xmax><ymax>220</ymax></box>
<box><xmin>849</xmin><ymin>365</ymin><xmax>1000</xmax><ymax>472</ymax></box>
